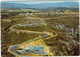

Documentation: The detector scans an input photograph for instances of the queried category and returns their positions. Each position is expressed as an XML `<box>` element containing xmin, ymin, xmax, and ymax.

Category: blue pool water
<box><xmin>29</xmin><ymin>47</ymin><xmax>43</xmax><ymax>50</ymax></box>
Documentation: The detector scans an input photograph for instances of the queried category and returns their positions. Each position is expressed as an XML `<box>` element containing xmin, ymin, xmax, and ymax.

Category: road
<box><xmin>8</xmin><ymin>17</ymin><xmax>57</xmax><ymax>56</ymax></box>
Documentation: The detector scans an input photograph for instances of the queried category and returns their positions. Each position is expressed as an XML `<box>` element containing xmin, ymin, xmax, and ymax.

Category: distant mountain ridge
<box><xmin>1</xmin><ymin>1</ymin><xmax>79</xmax><ymax>9</ymax></box>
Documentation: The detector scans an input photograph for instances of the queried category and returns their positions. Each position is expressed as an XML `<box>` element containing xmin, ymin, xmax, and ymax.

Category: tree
<box><xmin>61</xmin><ymin>10</ymin><xmax>64</xmax><ymax>13</ymax></box>
<box><xmin>28</xmin><ymin>11</ymin><xmax>32</xmax><ymax>13</ymax></box>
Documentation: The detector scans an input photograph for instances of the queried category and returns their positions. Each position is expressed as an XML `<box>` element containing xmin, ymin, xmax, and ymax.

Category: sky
<box><xmin>11</xmin><ymin>1</ymin><xmax>64</xmax><ymax>4</ymax></box>
<box><xmin>2</xmin><ymin>1</ymin><xmax>78</xmax><ymax>5</ymax></box>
